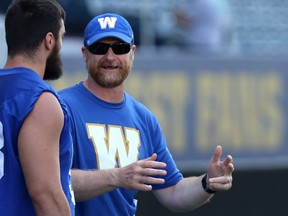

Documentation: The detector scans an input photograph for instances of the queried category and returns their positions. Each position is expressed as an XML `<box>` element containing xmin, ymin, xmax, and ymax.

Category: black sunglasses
<box><xmin>87</xmin><ymin>42</ymin><xmax>131</xmax><ymax>55</ymax></box>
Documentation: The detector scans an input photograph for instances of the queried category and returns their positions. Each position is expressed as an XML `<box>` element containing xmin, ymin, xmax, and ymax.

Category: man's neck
<box><xmin>83</xmin><ymin>79</ymin><xmax>124</xmax><ymax>103</ymax></box>
<box><xmin>4</xmin><ymin>55</ymin><xmax>45</xmax><ymax>78</ymax></box>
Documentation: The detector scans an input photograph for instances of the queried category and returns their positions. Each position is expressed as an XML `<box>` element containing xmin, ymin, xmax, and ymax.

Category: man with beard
<box><xmin>0</xmin><ymin>0</ymin><xmax>75</xmax><ymax>215</ymax></box>
<box><xmin>59</xmin><ymin>13</ymin><xmax>234</xmax><ymax>216</ymax></box>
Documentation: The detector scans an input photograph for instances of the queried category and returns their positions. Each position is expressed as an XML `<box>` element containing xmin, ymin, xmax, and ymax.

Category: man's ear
<box><xmin>131</xmin><ymin>44</ymin><xmax>136</xmax><ymax>60</ymax></box>
<box><xmin>82</xmin><ymin>46</ymin><xmax>88</xmax><ymax>62</ymax></box>
<box><xmin>44</xmin><ymin>32</ymin><xmax>55</xmax><ymax>51</ymax></box>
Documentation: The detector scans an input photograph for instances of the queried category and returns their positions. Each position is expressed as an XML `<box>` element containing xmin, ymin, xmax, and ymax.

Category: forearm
<box><xmin>155</xmin><ymin>175</ymin><xmax>213</xmax><ymax>212</ymax></box>
<box><xmin>72</xmin><ymin>169</ymin><xmax>118</xmax><ymax>201</ymax></box>
<box><xmin>32</xmin><ymin>192</ymin><xmax>71</xmax><ymax>216</ymax></box>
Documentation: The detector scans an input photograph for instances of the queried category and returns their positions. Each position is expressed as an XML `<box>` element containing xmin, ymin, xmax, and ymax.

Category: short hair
<box><xmin>5</xmin><ymin>0</ymin><xmax>66</xmax><ymax>57</ymax></box>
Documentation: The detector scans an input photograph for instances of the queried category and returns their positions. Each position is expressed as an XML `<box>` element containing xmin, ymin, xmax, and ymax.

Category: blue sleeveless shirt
<box><xmin>0</xmin><ymin>67</ymin><xmax>75</xmax><ymax>215</ymax></box>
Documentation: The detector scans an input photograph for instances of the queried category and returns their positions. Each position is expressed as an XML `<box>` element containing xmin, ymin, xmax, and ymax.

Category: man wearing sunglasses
<box><xmin>59</xmin><ymin>13</ymin><xmax>234</xmax><ymax>216</ymax></box>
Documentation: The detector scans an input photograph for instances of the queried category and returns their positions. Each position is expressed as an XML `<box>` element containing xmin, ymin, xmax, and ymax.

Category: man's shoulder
<box><xmin>59</xmin><ymin>83</ymin><xmax>79</xmax><ymax>94</ymax></box>
<box><xmin>58</xmin><ymin>83</ymin><xmax>82</xmax><ymax>99</ymax></box>
<box><xmin>125</xmin><ymin>92</ymin><xmax>155</xmax><ymax>117</ymax></box>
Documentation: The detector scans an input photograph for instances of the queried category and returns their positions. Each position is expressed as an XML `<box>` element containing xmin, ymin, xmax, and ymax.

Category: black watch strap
<box><xmin>201</xmin><ymin>174</ymin><xmax>216</xmax><ymax>194</ymax></box>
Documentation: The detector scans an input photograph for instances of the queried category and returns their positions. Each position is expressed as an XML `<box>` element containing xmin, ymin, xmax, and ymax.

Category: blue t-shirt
<box><xmin>59</xmin><ymin>82</ymin><xmax>183</xmax><ymax>216</ymax></box>
<box><xmin>0</xmin><ymin>67</ymin><xmax>75</xmax><ymax>215</ymax></box>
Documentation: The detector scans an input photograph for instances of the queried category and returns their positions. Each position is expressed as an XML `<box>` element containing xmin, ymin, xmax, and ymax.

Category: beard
<box><xmin>43</xmin><ymin>43</ymin><xmax>63</xmax><ymax>81</ymax></box>
<box><xmin>88</xmin><ymin>60</ymin><xmax>130</xmax><ymax>88</ymax></box>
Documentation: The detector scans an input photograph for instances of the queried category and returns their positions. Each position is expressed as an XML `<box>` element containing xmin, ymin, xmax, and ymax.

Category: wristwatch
<box><xmin>201</xmin><ymin>174</ymin><xmax>216</xmax><ymax>194</ymax></box>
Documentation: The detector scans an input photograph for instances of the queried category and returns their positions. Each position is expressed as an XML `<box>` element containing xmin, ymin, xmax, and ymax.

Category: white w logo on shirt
<box><xmin>98</xmin><ymin>17</ymin><xmax>118</xmax><ymax>29</ymax></box>
<box><xmin>87</xmin><ymin>124</ymin><xmax>140</xmax><ymax>170</ymax></box>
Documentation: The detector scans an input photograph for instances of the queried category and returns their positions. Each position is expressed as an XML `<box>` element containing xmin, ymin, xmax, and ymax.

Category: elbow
<box><xmin>158</xmin><ymin>195</ymin><xmax>195</xmax><ymax>213</ymax></box>
<box><xmin>165</xmin><ymin>204</ymin><xmax>197</xmax><ymax>213</ymax></box>
<box><xmin>159</xmin><ymin>193</ymin><xmax>203</xmax><ymax>213</ymax></box>
<box><xmin>28</xmin><ymin>185</ymin><xmax>63</xmax><ymax>211</ymax></box>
